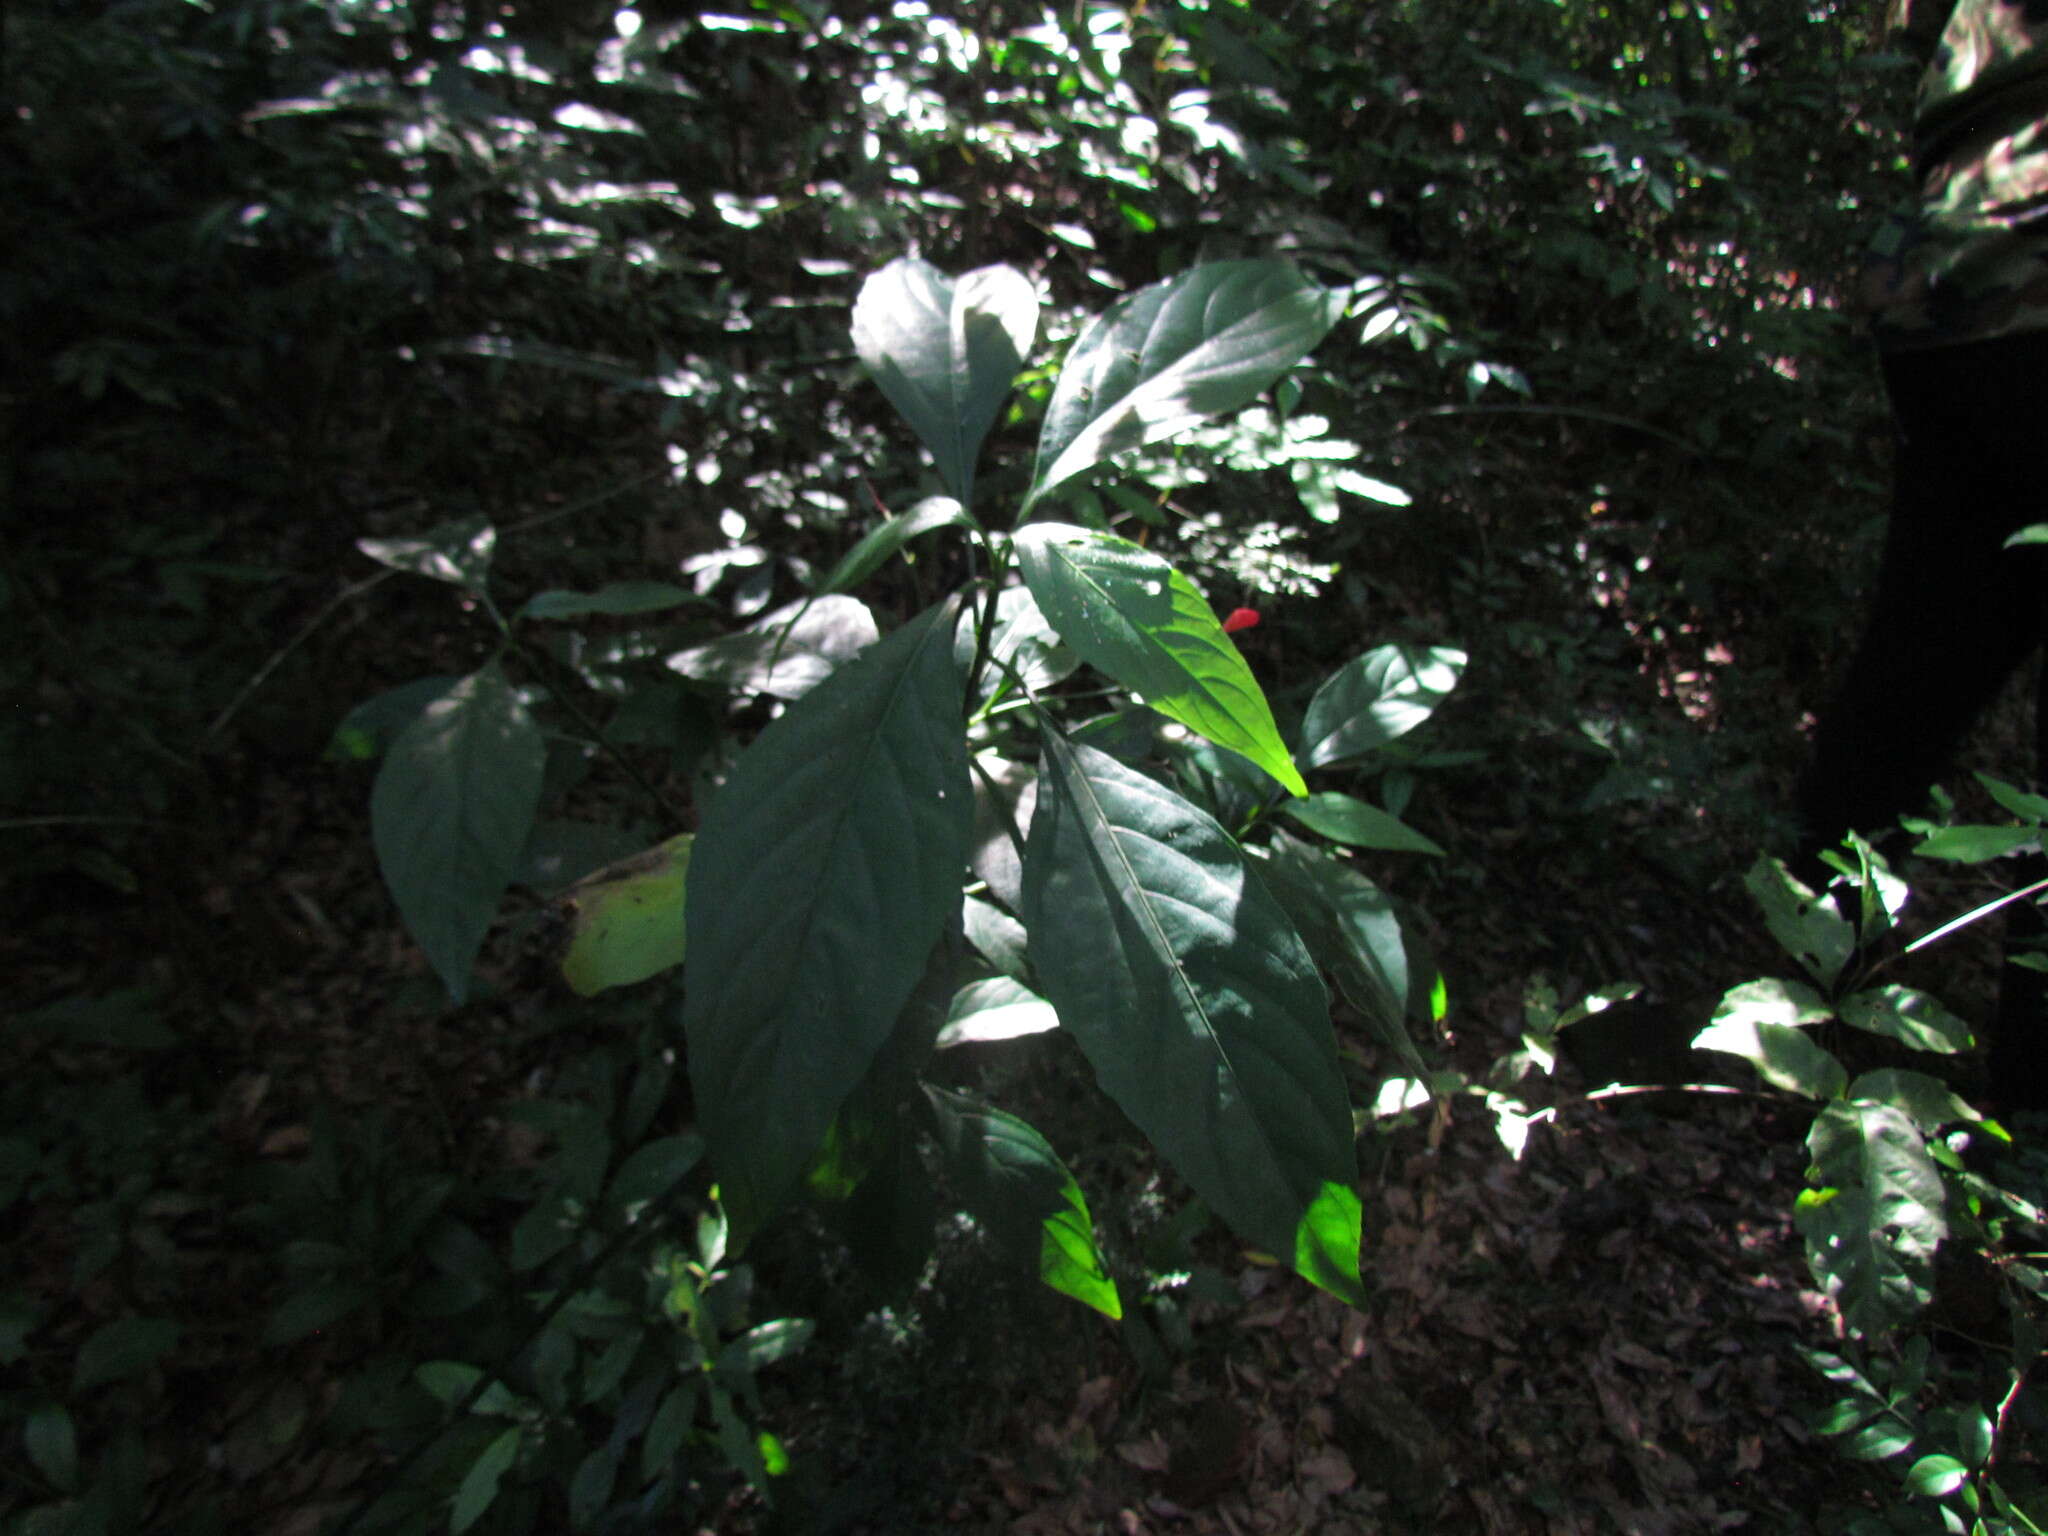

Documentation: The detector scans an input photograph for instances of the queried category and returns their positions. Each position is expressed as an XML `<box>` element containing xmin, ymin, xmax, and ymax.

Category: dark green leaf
<box><xmin>1015</xmin><ymin>524</ymin><xmax>1304</xmax><ymax>796</ymax></box>
<box><xmin>1282</xmin><ymin>792</ymin><xmax>1445</xmax><ymax>855</ymax></box>
<box><xmin>328</xmin><ymin>676</ymin><xmax>463</xmax><ymax>761</ymax></box>
<box><xmin>1022</xmin><ymin>732</ymin><xmax>1359</xmax><ymax>1303</ymax></box>
<box><xmin>642</xmin><ymin>1383</ymin><xmax>699</xmax><ymax>1482</ymax></box>
<box><xmin>723</xmin><ymin>1317</ymin><xmax>816</xmax><ymax>1374</ymax></box>
<box><xmin>450</xmin><ymin>1425</ymin><xmax>521</xmax><ymax>1535</ymax></box>
<box><xmin>853</xmin><ymin>260</ymin><xmax>1038</xmax><ymax>507</ymax></box>
<box><xmin>265</xmin><ymin>1281</ymin><xmax>377</xmax><ymax>1346</ymax></box>
<box><xmin>371</xmin><ymin>662</ymin><xmax>545</xmax><ymax>1003</ymax></box>
<box><xmin>607</xmin><ymin>1135</ymin><xmax>705</xmax><ymax>1210</ymax></box>
<box><xmin>1846</xmin><ymin>1070</ymin><xmax>1980</xmax><ymax>1133</ymax></box>
<box><xmin>822</xmin><ymin>496</ymin><xmax>975</xmax><ymax>594</ymax></box>
<box><xmin>73</xmin><ymin>1316</ymin><xmax>179</xmax><ymax>1392</ymax></box>
<box><xmin>520</xmin><ymin>582</ymin><xmax>702</xmax><ymax>620</ymax></box>
<box><xmin>1298</xmin><ymin>645</ymin><xmax>1466</xmax><ymax>769</ymax></box>
<box><xmin>25</xmin><ymin>1404</ymin><xmax>79</xmax><ymax>1492</ymax></box>
<box><xmin>680</xmin><ymin>601</ymin><xmax>972</xmax><ymax>1237</ymax></box>
<box><xmin>1259</xmin><ymin>832</ymin><xmax>1422</xmax><ymax>1077</ymax></box>
<box><xmin>925</xmin><ymin>1086</ymin><xmax>1122</xmax><ymax>1318</ymax></box>
<box><xmin>1026</xmin><ymin>261</ymin><xmax>1345</xmax><ymax>508</ymax></box>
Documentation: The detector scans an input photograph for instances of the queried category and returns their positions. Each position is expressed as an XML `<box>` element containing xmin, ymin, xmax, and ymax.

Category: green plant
<box><xmin>354</xmin><ymin>256</ymin><xmax>1467</xmax><ymax>1320</ymax></box>
<box><xmin>1694</xmin><ymin>823</ymin><xmax>2048</xmax><ymax>1533</ymax></box>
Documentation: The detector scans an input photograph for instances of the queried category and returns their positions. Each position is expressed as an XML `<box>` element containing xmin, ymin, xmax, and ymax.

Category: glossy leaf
<box><xmin>1026</xmin><ymin>261</ymin><xmax>1346</xmax><ymax>508</ymax></box>
<box><xmin>1912</xmin><ymin>824</ymin><xmax>2038</xmax><ymax>862</ymax></box>
<box><xmin>853</xmin><ymin>259</ymin><xmax>1038</xmax><ymax>507</ymax></box>
<box><xmin>1022</xmin><ymin>731</ymin><xmax>1360</xmax><ymax>1303</ymax></box>
<box><xmin>1746</xmin><ymin>856</ymin><xmax>1857</xmax><ymax>992</ymax></box>
<box><xmin>936</xmin><ymin>975</ymin><xmax>1060</xmax><ymax>1047</ymax></box>
<box><xmin>680</xmin><ymin>601</ymin><xmax>972</xmax><ymax>1237</ymax></box>
<box><xmin>925</xmin><ymin>1086</ymin><xmax>1121</xmax><ymax>1318</ymax></box>
<box><xmin>520</xmin><ymin>581</ymin><xmax>700</xmax><ymax>620</ymax></box>
<box><xmin>1847</xmin><ymin>1069</ymin><xmax>1980</xmax><ymax>1133</ymax></box>
<box><xmin>1298</xmin><ymin>644</ymin><xmax>1466</xmax><ymax>769</ymax></box>
<box><xmin>1694</xmin><ymin>991</ymin><xmax>1847</xmax><ymax>1101</ymax></box>
<box><xmin>1839</xmin><ymin>986</ymin><xmax>1972</xmax><ymax>1054</ymax></box>
<box><xmin>821</xmin><ymin>495</ymin><xmax>975</xmax><ymax>594</ymax></box>
<box><xmin>558</xmin><ymin>834</ymin><xmax>693</xmax><ymax>996</ymax></box>
<box><xmin>1259</xmin><ymin>832</ymin><xmax>1423</xmax><ymax>1078</ymax></box>
<box><xmin>371</xmin><ymin>662</ymin><xmax>545</xmax><ymax>1003</ymax></box>
<box><xmin>1798</xmin><ymin>1100</ymin><xmax>1944</xmax><ymax>1335</ymax></box>
<box><xmin>1015</xmin><ymin>523</ymin><xmax>1305</xmax><ymax>796</ymax></box>
<box><xmin>665</xmin><ymin>595</ymin><xmax>879</xmax><ymax>701</ymax></box>
<box><xmin>357</xmin><ymin>515</ymin><xmax>495</xmax><ymax>593</ymax></box>
<box><xmin>1282</xmin><ymin>791</ymin><xmax>1445</xmax><ymax>855</ymax></box>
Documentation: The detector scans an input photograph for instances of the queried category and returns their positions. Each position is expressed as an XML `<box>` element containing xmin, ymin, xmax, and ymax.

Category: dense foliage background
<box><xmin>15</xmin><ymin>0</ymin><xmax>2036</xmax><ymax>1531</ymax></box>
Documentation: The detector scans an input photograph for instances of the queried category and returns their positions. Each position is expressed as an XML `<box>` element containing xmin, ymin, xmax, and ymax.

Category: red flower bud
<box><xmin>1221</xmin><ymin>607</ymin><xmax>1261</xmax><ymax>634</ymax></box>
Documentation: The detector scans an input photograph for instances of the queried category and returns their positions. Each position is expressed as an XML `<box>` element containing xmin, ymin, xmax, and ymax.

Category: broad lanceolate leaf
<box><xmin>925</xmin><ymin>1086</ymin><xmax>1121</xmax><ymax>1319</ymax></box>
<box><xmin>1838</xmin><ymin>986</ymin><xmax>1973</xmax><ymax>1054</ymax></box>
<box><xmin>558</xmin><ymin>835</ymin><xmax>692</xmax><ymax>996</ymax></box>
<box><xmin>1258</xmin><ymin>832</ymin><xmax>1423</xmax><ymax>1078</ymax></box>
<box><xmin>853</xmin><ymin>259</ymin><xmax>1038</xmax><ymax>509</ymax></box>
<box><xmin>1745</xmin><ymin>857</ymin><xmax>1857</xmax><ymax>991</ymax></box>
<box><xmin>1025</xmin><ymin>260</ymin><xmax>1347</xmax><ymax>509</ymax></box>
<box><xmin>372</xmin><ymin>662</ymin><xmax>545</xmax><ymax>1003</ymax></box>
<box><xmin>680</xmin><ymin>601</ymin><xmax>972</xmax><ymax>1238</ymax></box>
<box><xmin>665</xmin><ymin>595</ymin><xmax>879</xmax><ymax>701</ymax></box>
<box><xmin>1797</xmin><ymin>1099</ymin><xmax>1945</xmax><ymax>1336</ymax></box>
<box><xmin>822</xmin><ymin>496</ymin><xmax>975</xmax><ymax>595</ymax></box>
<box><xmin>1282</xmin><ymin>792</ymin><xmax>1444</xmax><ymax>855</ymax></box>
<box><xmin>1022</xmin><ymin>732</ymin><xmax>1361</xmax><ymax>1303</ymax></box>
<box><xmin>1015</xmin><ymin>524</ymin><xmax>1305</xmax><ymax>796</ymax></box>
<box><xmin>1298</xmin><ymin>645</ymin><xmax>1466</xmax><ymax>769</ymax></box>
<box><xmin>1694</xmin><ymin>998</ymin><xmax>1847</xmax><ymax>1101</ymax></box>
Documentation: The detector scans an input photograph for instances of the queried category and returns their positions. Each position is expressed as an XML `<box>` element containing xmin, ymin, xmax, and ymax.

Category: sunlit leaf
<box><xmin>356</xmin><ymin>515</ymin><xmax>495</xmax><ymax>593</ymax></box>
<box><xmin>1745</xmin><ymin>856</ymin><xmax>1857</xmax><ymax>991</ymax></box>
<box><xmin>680</xmin><ymin>601</ymin><xmax>971</xmax><ymax>1237</ymax></box>
<box><xmin>853</xmin><ymin>259</ymin><xmax>1038</xmax><ymax>508</ymax></box>
<box><xmin>821</xmin><ymin>496</ymin><xmax>975</xmax><ymax>594</ymax></box>
<box><xmin>1694</xmin><ymin>988</ymin><xmax>1846</xmax><ymax>1100</ymax></box>
<box><xmin>935</xmin><ymin>976</ymin><xmax>1060</xmax><ymax>1047</ymax></box>
<box><xmin>1022</xmin><ymin>731</ymin><xmax>1359</xmax><ymax>1302</ymax></box>
<box><xmin>1015</xmin><ymin>523</ymin><xmax>1305</xmax><ymax>796</ymax></box>
<box><xmin>1838</xmin><ymin>985</ymin><xmax>1972</xmax><ymax>1054</ymax></box>
<box><xmin>557</xmin><ymin>834</ymin><xmax>693</xmax><ymax>996</ymax></box>
<box><xmin>665</xmin><ymin>594</ymin><xmax>879</xmax><ymax>700</ymax></box>
<box><xmin>1798</xmin><ymin>1100</ymin><xmax>1944</xmax><ymax>1335</ymax></box>
<box><xmin>925</xmin><ymin>1085</ymin><xmax>1122</xmax><ymax>1318</ymax></box>
<box><xmin>1298</xmin><ymin>645</ymin><xmax>1465</xmax><ymax>769</ymax></box>
<box><xmin>1026</xmin><ymin>261</ymin><xmax>1345</xmax><ymax>508</ymax></box>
